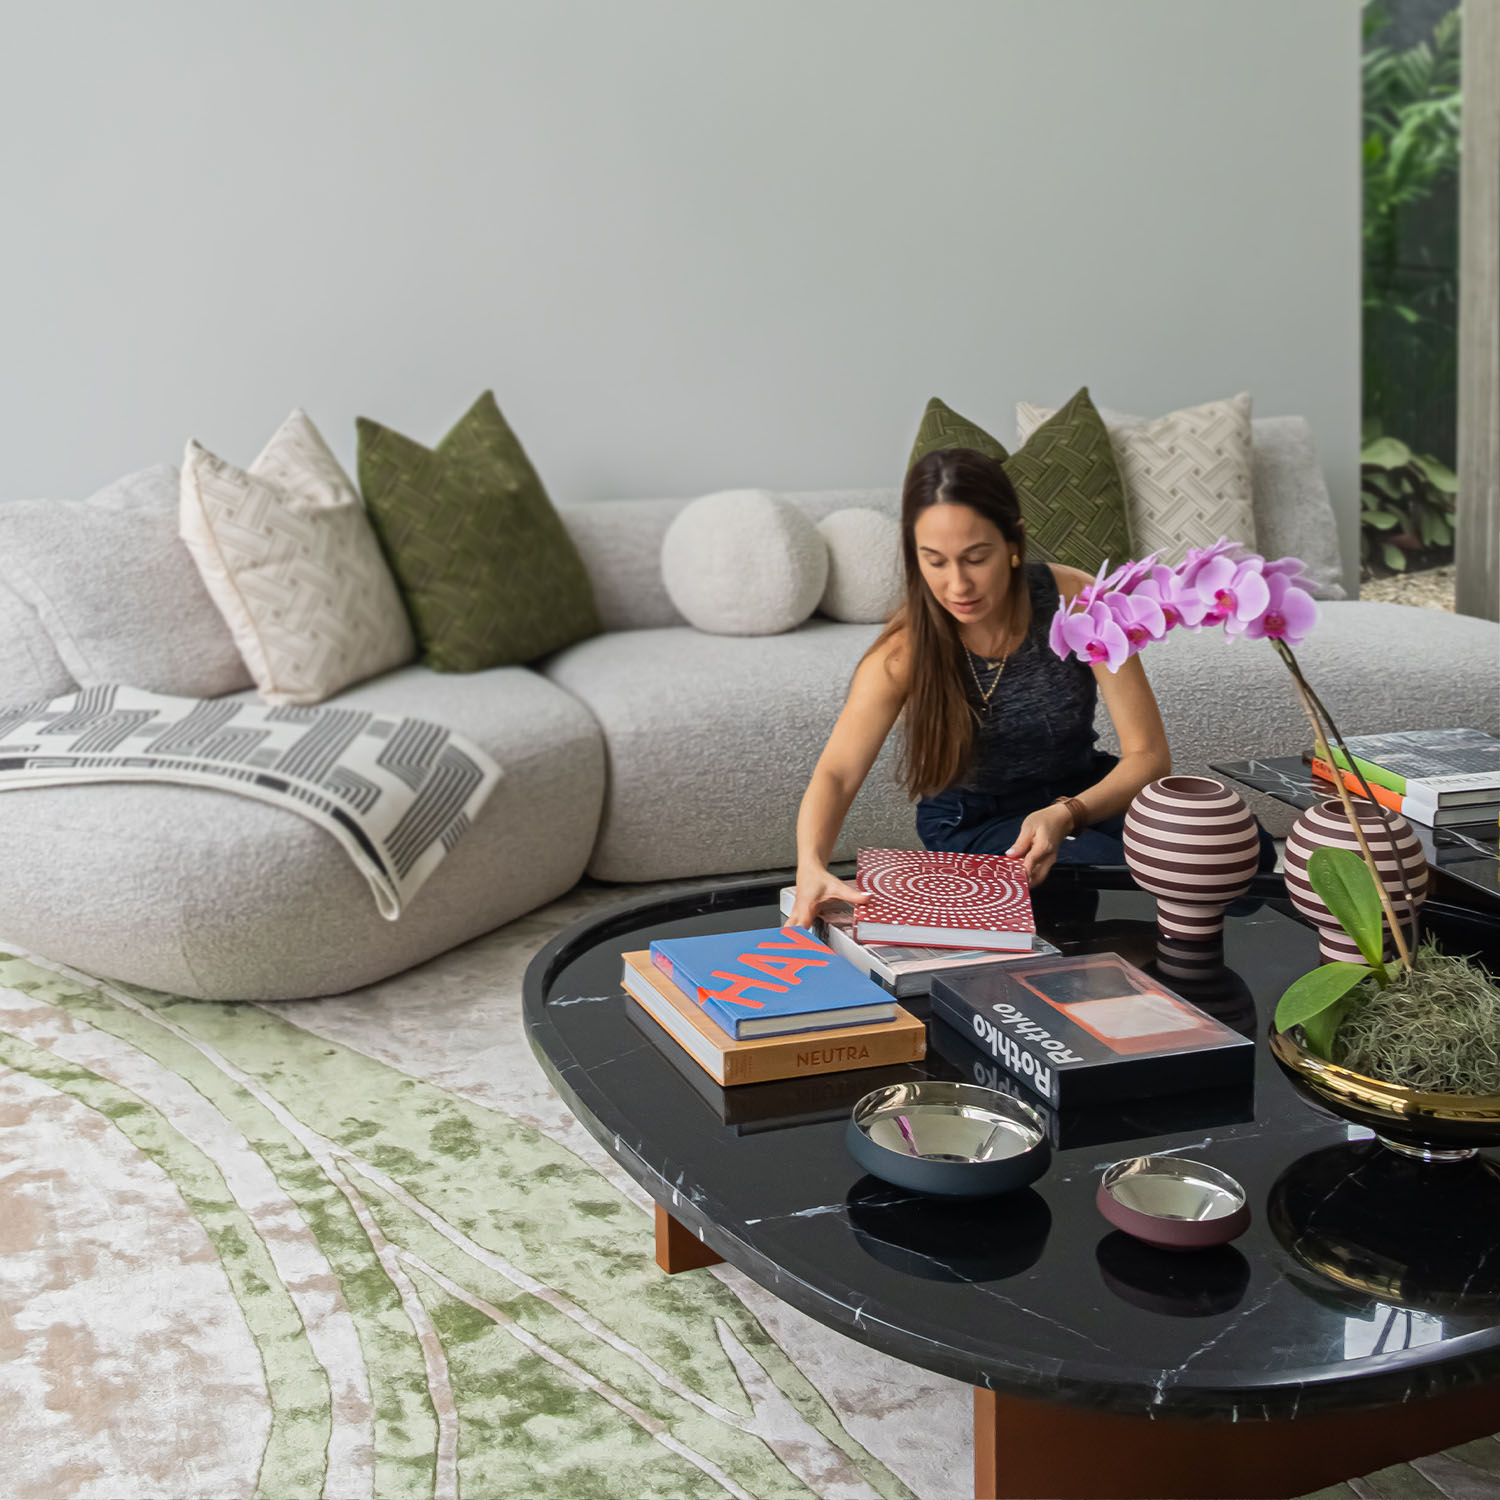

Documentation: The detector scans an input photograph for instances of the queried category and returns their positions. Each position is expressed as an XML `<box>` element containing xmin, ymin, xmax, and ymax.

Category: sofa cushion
<box><xmin>817</xmin><ymin>508</ymin><xmax>903</xmax><ymax>623</ymax></box>
<box><xmin>1247</xmin><ymin>417</ymin><xmax>1347</xmax><ymax>600</ymax></box>
<box><xmin>908</xmin><ymin>389</ymin><xmax>1133</xmax><ymax>574</ymax></box>
<box><xmin>544</xmin><ymin>620</ymin><xmax>917</xmax><ymax>881</ymax></box>
<box><xmin>0</xmin><ymin>578</ymin><xmax>75</xmax><ymax>709</ymax></box>
<box><xmin>0</xmin><ymin>465</ymin><xmax>254</xmax><ymax>697</ymax></box>
<box><xmin>0</xmin><ymin>665</ymin><xmax>605</xmax><ymax>1000</ymax></box>
<box><xmin>1018</xmin><ymin>393</ymin><xmax>1258</xmax><ymax>564</ymax></box>
<box><xmin>1088</xmin><ymin>406</ymin><xmax>1346</xmax><ymax>600</ymax></box>
<box><xmin>661</xmin><ymin>490</ymin><xmax>828</xmax><ymax>635</ymax></box>
<box><xmin>357</xmin><ymin>391</ymin><xmax>601</xmax><ymax>671</ymax></box>
<box><xmin>179</xmin><ymin>410</ymin><xmax>415</xmax><ymax>705</ymax></box>
<box><xmin>560</xmin><ymin>489</ymin><xmax>902</xmax><ymax>633</ymax></box>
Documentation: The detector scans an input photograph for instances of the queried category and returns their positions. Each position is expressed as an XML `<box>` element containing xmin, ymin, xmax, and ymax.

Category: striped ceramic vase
<box><xmin>1123</xmin><ymin>776</ymin><xmax>1261</xmax><ymax>940</ymax></box>
<box><xmin>1283</xmin><ymin>798</ymin><xmax>1429</xmax><ymax>963</ymax></box>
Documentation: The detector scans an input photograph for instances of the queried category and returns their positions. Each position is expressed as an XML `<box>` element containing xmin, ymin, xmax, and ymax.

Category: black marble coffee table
<box><xmin>1215</xmin><ymin>755</ymin><xmax>1500</xmax><ymax>910</ymax></box>
<box><xmin>524</xmin><ymin>868</ymin><xmax>1500</xmax><ymax>1500</ymax></box>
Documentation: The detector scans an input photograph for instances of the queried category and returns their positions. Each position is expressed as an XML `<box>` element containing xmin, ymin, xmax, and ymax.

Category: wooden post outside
<box><xmin>654</xmin><ymin>1203</ymin><xmax>724</xmax><ymax>1274</ymax></box>
<box><xmin>1457</xmin><ymin>0</ymin><xmax>1500</xmax><ymax>620</ymax></box>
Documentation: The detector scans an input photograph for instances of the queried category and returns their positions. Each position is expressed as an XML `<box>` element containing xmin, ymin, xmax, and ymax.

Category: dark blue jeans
<box><xmin>915</xmin><ymin>787</ymin><xmax>1277</xmax><ymax>872</ymax></box>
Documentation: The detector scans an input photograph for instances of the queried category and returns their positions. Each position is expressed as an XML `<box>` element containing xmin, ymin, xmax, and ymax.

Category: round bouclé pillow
<box><xmin>817</xmin><ymin>508</ymin><xmax>903</xmax><ymax>623</ymax></box>
<box><xmin>661</xmin><ymin>490</ymin><xmax>829</xmax><ymax>635</ymax></box>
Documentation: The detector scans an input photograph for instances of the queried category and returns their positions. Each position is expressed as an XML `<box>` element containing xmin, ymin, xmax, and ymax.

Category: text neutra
<box><xmin>969</xmin><ymin>1001</ymin><xmax>1084</xmax><ymax>1101</ymax></box>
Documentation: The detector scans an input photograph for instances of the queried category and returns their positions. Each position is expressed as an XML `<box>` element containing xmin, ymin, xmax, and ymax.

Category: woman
<box><xmin>787</xmin><ymin>446</ymin><xmax>1187</xmax><ymax>930</ymax></box>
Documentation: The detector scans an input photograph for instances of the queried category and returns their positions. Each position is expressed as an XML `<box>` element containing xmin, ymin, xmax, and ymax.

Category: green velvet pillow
<box><xmin>906</xmin><ymin>388</ymin><xmax>1131</xmax><ymax>574</ymax></box>
<box><xmin>357</xmin><ymin>391</ymin><xmax>600</xmax><ymax>672</ymax></box>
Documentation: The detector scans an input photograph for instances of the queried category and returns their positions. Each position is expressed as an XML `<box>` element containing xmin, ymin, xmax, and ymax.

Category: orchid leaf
<box><xmin>1307</xmin><ymin>847</ymin><xmax>1386</xmax><ymax>968</ymax></box>
<box><xmin>1301</xmin><ymin>998</ymin><xmax>1351</xmax><ymax>1060</ymax></box>
<box><xmin>1275</xmin><ymin>962</ymin><xmax>1370</xmax><ymax>1039</ymax></box>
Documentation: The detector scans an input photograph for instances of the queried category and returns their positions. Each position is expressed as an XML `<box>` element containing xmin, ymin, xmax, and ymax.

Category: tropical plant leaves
<box><xmin>1302</xmin><ymin>999</ymin><xmax>1352</xmax><ymax>1060</ymax></box>
<box><xmin>1275</xmin><ymin>962</ymin><xmax>1371</xmax><ymax>1037</ymax></box>
<box><xmin>1308</xmin><ymin>847</ymin><xmax>1386</xmax><ymax>968</ymax></box>
<box><xmin>1361</xmin><ymin>436</ymin><xmax>1413</xmax><ymax>468</ymax></box>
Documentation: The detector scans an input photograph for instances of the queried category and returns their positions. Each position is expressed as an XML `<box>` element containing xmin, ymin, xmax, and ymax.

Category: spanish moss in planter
<box><xmin>1331</xmin><ymin>939</ymin><xmax>1500</xmax><ymax>1095</ymax></box>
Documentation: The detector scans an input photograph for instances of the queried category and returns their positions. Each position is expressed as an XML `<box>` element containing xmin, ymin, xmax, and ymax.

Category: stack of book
<box><xmin>619</xmin><ymin>925</ymin><xmax>926</xmax><ymax>1087</ymax></box>
<box><xmin>780</xmin><ymin>846</ymin><xmax>1056</xmax><ymax>997</ymax></box>
<box><xmin>1308</xmin><ymin>727</ymin><xmax>1500</xmax><ymax>827</ymax></box>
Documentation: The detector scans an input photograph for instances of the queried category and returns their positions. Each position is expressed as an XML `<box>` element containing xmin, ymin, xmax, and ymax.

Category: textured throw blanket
<box><xmin>0</xmin><ymin>686</ymin><xmax>501</xmax><ymax>919</ymax></box>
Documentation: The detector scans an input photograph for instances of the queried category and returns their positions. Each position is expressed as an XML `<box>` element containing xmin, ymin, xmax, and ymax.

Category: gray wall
<box><xmin>0</xmin><ymin>0</ymin><xmax>1362</xmax><ymax>591</ymax></box>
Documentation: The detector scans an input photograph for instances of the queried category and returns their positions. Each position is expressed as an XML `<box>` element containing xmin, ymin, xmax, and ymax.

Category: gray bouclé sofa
<box><xmin>2</xmin><ymin>416</ymin><xmax>1496</xmax><ymax>1000</ymax></box>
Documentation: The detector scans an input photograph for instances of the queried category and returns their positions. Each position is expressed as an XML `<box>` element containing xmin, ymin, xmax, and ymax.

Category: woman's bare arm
<box><xmin>787</xmin><ymin>632</ymin><xmax>910</xmax><ymax>928</ymax></box>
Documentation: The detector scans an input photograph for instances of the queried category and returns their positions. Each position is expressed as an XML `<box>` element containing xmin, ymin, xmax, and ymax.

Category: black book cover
<box><xmin>929</xmin><ymin>952</ymin><xmax>1254</xmax><ymax>1108</ymax></box>
<box><xmin>924</xmin><ymin>1011</ymin><xmax>1255</xmax><ymax>1149</ymax></box>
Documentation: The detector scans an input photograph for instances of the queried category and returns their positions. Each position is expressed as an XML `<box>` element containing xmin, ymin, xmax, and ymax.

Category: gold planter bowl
<box><xmin>1269</xmin><ymin>1026</ymin><xmax>1500</xmax><ymax>1162</ymax></box>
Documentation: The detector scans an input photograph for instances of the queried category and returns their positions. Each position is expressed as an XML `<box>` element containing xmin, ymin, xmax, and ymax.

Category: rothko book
<box><xmin>853</xmin><ymin>848</ymin><xmax>1036</xmax><ymax>951</ymax></box>
<box><xmin>648</xmin><ymin>926</ymin><xmax>896</xmax><ymax>1040</ymax></box>
<box><xmin>929</xmin><ymin>953</ymin><xmax>1252</xmax><ymax>1107</ymax></box>
<box><xmin>620</xmin><ymin>951</ymin><xmax>925</xmax><ymax>1086</ymax></box>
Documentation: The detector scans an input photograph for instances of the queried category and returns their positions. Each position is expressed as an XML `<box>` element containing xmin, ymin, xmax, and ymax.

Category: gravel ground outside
<box><xmin>1359</xmin><ymin>563</ymin><xmax>1456</xmax><ymax>611</ymax></box>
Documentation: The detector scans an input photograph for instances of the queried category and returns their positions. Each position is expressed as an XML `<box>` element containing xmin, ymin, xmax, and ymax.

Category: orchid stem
<box><xmin>1273</xmin><ymin>641</ymin><xmax>1417</xmax><ymax>970</ymax></box>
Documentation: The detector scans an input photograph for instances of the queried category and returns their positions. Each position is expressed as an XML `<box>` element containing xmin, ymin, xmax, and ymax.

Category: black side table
<box><xmin>1215</xmin><ymin>755</ymin><xmax>1500</xmax><ymax>911</ymax></box>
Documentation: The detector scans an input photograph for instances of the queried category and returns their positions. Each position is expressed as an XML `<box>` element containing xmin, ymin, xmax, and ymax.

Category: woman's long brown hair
<box><xmin>867</xmin><ymin>448</ymin><xmax>1029</xmax><ymax>800</ymax></box>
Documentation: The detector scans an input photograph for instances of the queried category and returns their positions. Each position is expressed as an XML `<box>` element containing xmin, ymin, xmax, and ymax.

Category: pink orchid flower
<box><xmin>1176</xmin><ymin>537</ymin><xmax>1248</xmax><ymax>592</ymax></box>
<box><xmin>1097</xmin><ymin>553</ymin><xmax>1161</xmax><ymax>597</ymax></box>
<box><xmin>1188</xmin><ymin>555</ymin><xmax>1271</xmax><ymax>629</ymax></box>
<box><xmin>1240</xmin><ymin>572</ymin><xmax>1319</xmax><ymax>644</ymax></box>
<box><xmin>1059</xmin><ymin>599</ymin><xmax>1130</xmax><ymax>672</ymax></box>
<box><xmin>1261</xmin><ymin>555</ymin><xmax>1317</xmax><ymax>590</ymax></box>
<box><xmin>1133</xmin><ymin>564</ymin><xmax>1208</xmax><ymax>630</ymax></box>
<box><xmin>1103</xmin><ymin>591</ymin><xmax>1169</xmax><ymax>652</ymax></box>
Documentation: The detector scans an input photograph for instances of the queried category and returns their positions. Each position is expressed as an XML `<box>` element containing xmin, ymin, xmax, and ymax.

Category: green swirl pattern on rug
<box><xmin>0</xmin><ymin>950</ymin><xmax>917</xmax><ymax>1500</ymax></box>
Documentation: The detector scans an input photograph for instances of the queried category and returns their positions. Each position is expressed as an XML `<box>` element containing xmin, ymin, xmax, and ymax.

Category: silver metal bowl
<box><xmin>846</xmin><ymin>1080</ymin><xmax>1051</xmax><ymax>1197</ymax></box>
<box><xmin>1096</xmin><ymin>1155</ymin><xmax>1251</xmax><ymax>1250</ymax></box>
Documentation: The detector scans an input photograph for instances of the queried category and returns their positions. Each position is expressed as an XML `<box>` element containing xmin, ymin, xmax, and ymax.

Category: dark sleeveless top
<box><xmin>951</xmin><ymin>563</ymin><xmax>1099</xmax><ymax>805</ymax></box>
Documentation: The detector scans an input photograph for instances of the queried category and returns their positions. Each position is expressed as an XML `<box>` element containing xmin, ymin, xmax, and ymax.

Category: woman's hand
<box><xmin>786</xmin><ymin>867</ymin><xmax>869</xmax><ymax>930</ymax></box>
<box><xmin>1006</xmin><ymin>805</ymin><xmax>1076</xmax><ymax>885</ymax></box>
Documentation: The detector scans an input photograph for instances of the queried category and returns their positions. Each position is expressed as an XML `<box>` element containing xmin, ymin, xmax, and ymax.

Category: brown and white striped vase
<box><xmin>1123</xmin><ymin>776</ymin><xmax>1261</xmax><ymax>940</ymax></box>
<box><xmin>1282</xmin><ymin>798</ymin><xmax>1429</xmax><ymax>963</ymax></box>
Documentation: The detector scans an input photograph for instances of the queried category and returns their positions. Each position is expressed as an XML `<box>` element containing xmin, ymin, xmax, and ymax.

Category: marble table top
<box><xmin>1215</xmin><ymin>755</ymin><xmax>1500</xmax><ymax>908</ymax></box>
<box><xmin>524</xmin><ymin>869</ymin><xmax>1500</xmax><ymax>1421</ymax></box>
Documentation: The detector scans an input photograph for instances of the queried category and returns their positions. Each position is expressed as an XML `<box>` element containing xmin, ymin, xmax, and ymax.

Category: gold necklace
<box><xmin>965</xmin><ymin>646</ymin><xmax>1009</xmax><ymax>714</ymax></box>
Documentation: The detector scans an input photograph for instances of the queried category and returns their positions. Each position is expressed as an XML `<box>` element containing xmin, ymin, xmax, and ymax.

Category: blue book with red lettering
<box><xmin>649</xmin><ymin>926</ymin><xmax>898</xmax><ymax>1040</ymax></box>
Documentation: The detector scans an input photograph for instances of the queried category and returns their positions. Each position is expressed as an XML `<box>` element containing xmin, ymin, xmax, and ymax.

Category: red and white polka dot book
<box><xmin>853</xmin><ymin>848</ymin><xmax>1036</xmax><ymax>951</ymax></box>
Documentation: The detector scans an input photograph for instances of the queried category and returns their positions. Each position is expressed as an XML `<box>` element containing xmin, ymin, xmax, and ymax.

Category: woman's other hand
<box><xmin>787</xmin><ymin>868</ymin><xmax>869</xmax><ymax>930</ymax></box>
<box><xmin>1006</xmin><ymin>805</ymin><xmax>1075</xmax><ymax>885</ymax></box>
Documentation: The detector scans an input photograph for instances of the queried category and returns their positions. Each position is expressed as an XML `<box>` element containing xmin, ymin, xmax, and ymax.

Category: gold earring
<box><xmin>1010</xmin><ymin>554</ymin><xmax>1019</xmax><ymax>568</ymax></box>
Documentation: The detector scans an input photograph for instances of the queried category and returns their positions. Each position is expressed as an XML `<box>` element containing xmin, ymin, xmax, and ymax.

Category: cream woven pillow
<box><xmin>181</xmin><ymin>410</ymin><xmax>415</xmax><ymax>705</ymax></box>
<box><xmin>1017</xmin><ymin>393</ymin><xmax>1256</xmax><ymax>562</ymax></box>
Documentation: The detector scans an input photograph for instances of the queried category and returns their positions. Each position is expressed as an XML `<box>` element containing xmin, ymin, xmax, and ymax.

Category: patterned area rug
<box><xmin>5</xmin><ymin>877</ymin><xmax>1494</xmax><ymax>1500</ymax></box>
<box><xmin>1</xmin><ymin>878</ymin><xmax>971</xmax><ymax>1500</ymax></box>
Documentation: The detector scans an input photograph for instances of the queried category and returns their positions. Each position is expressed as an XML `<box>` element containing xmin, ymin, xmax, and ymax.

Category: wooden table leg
<box><xmin>973</xmin><ymin>1378</ymin><xmax>1500</xmax><ymax>1499</ymax></box>
<box><xmin>654</xmin><ymin>1203</ymin><xmax>724</xmax><ymax>1274</ymax></box>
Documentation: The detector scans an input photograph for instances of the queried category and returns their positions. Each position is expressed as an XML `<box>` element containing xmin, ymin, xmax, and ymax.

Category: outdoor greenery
<box><xmin>1359</xmin><ymin>424</ymin><xmax>1458</xmax><ymax>571</ymax></box>
<box><xmin>1361</xmin><ymin>0</ymin><xmax>1462</xmax><ymax>576</ymax></box>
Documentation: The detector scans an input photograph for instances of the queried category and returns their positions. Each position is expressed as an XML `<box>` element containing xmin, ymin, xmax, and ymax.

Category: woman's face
<box><xmin>912</xmin><ymin>503</ymin><xmax>1014</xmax><ymax>633</ymax></box>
